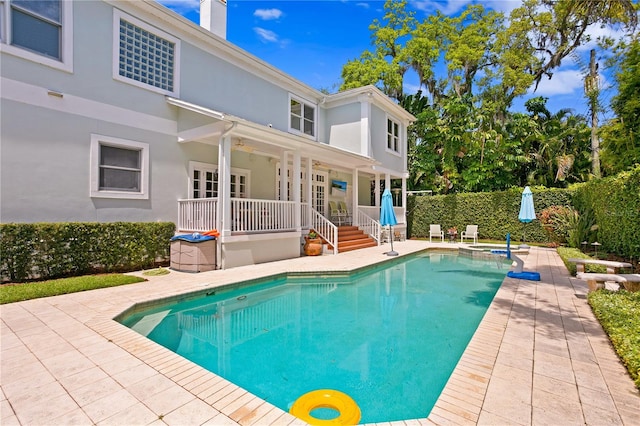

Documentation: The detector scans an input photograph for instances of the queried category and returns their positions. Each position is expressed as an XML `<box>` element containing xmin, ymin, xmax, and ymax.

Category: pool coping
<box><xmin>1</xmin><ymin>241</ymin><xmax>639</xmax><ymax>425</ymax></box>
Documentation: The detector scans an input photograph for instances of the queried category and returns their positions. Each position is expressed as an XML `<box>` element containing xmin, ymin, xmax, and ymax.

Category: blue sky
<box><xmin>158</xmin><ymin>0</ymin><xmax>624</xmax><ymax>119</ymax></box>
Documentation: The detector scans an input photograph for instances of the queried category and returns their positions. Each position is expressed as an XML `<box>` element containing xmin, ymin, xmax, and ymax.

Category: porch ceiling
<box><xmin>167</xmin><ymin>96</ymin><xmax>381</xmax><ymax>173</ymax></box>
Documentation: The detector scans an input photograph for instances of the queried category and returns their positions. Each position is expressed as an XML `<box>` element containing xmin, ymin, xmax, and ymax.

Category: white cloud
<box><xmin>157</xmin><ymin>0</ymin><xmax>199</xmax><ymax>15</ymax></box>
<box><xmin>253</xmin><ymin>27</ymin><xmax>279</xmax><ymax>43</ymax></box>
<box><xmin>254</xmin><ymin>8</ymin><xmax>283</xmax><ymax>20</ymax></box>
<box><xmin>412</xmin><ymin>0</ymin><xmax>472</xmax><ymax>16</ymax></box>
<box><xmin>411</xmin><ymin>0</ymin><xmax>523</xmax><ymax>17</ymax></box>
<box><xmin>577</xmin><ymin>23</ymin><xmax>628</xmax><ymax>52</ymax></box>
<box><xmin>356</xmin><ymin>3</ymin><xmax>370</xmax><ymax>9</ymax></box>
<box><xmin>482</xmin><ymin>0</ymin><xmax>523</xmax><ymax>15</ymax></box>
<box><xmin>530</xmin><ymin>69</ymin><xmax>584</xmax><ymax>96</ymax></box>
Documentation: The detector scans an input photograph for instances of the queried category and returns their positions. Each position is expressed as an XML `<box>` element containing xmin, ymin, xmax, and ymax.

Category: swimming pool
<box><xmin>118</xmin><ymin>251</ymin><xmax>507</xmax><ymax>423</ymax></box>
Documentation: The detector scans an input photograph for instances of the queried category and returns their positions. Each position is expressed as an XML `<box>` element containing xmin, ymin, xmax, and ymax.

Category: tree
<box><xmin>340</xmin><ymin>0</ymin><xmax>637</xmax><ymax>192</ymax></box>
<box><xmin>340</xmin><ymin>0</ymin><xmax>415</xmax><ymax>102</ymax></box>
<box><xmin>600</xmin><ymin>35</ymin><xmax>640</xmax><ymax>174</ymax></box>
<box><xmin>505</xmin><ymin>0</ymin><xmax>638</xmax><ymax>91</ymax></box>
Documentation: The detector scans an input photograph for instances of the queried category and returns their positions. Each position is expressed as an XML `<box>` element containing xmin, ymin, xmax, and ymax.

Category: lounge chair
<box><xmin>461</xmin><ymin>225</ymin><xmax>478</xmax><ymax>244</ymax></box>
<box><xmin>337</xmin><ymin>201</ymin><xmax>352</xmax><ymax>225</ymax></box>
<box><xmin>429</xmin><ymin>224</ymin><xmax>444</xmax><ymax>242</ymax></box>
<box><xmin>329</xmin><ymin>201</ymin><xmax>346</xmax><ymax>225</ymax></box>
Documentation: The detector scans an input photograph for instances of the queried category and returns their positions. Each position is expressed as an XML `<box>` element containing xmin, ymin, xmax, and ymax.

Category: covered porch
<box><xmin>168</xmin><ymin>97</ymin><xmax>408</xmax><ymax>268</ymax></box>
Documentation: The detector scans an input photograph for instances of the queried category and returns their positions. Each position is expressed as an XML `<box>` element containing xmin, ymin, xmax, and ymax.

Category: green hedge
<box><xmin>408</xmin><ymin>187</ymin><xmax>573</xmax><ymax>243</ymax></box>
<box><xmin>0</xmin><ymin>222</ymin><xmax>176</xmax><ymax>282</ymax></box>
<box><xmin>573</xmin><ymin>166</ymin><xmax>640</xmax><ymax>260</ymax></box>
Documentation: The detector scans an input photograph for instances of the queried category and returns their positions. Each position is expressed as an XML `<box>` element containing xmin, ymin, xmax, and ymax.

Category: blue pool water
<box><xmin>118</xmin><ymin>251</ymin><xmax>506</xmax><ymax>423</ymax></box>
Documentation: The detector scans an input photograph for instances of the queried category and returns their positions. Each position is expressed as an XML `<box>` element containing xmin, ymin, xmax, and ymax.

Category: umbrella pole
<box><xmin>387</xmin><ymin>225</ymin><xmax>398</xmax><ymax>256</ymax></box>
<box><xmin>521</xmin><ymin>223</ymin><xmax>529</xmax><ymax>249</ymax></box>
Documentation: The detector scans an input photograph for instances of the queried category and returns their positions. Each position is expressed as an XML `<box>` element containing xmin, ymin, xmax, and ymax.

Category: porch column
<box><xmin>306</xmin><ymin>157</ymin><xmax>313</xmax><ymax>229</ymax></box>
<box><xmin>218</xmin><ymin>134</ymin><xmax>232</xmax><ymax>237</ymax></box>
<box><xmin>292</xmin><ymin>150</ymin><xmax>301</xmax><ymax>231</ymax></box>
<box><xmin>352</xmin><ymin>169</ymin><xmax>359</xmax><ymax>226</ymax></box>
<box><xmin>374</xmin><ymin>173</ymin><xmax>381</xmax><ymax>211</ymax></box>
<box><xmin>402</xmin><ymin>177</ymin><xmax>407</xmax><ymax>224</ymax></box>
<box><xmin>279</xmin><ymin>150</ymin><xmax>288</xmax><ymax>200</ymax></box>
<box><xmin>385</xmin><ymin>174</ymin><xmax>391</xmax><ymax>195</ymax></box>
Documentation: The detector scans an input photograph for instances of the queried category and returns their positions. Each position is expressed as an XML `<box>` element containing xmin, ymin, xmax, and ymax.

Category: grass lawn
<box><xmin>588</xmin><ymin>290</ymin><xmax>640</xmax><ymax>389</ymax></box>
<box><xmin>0</xmin><ymin>274</ymin><xmax>146</xmax><ymax>304</ymax></box>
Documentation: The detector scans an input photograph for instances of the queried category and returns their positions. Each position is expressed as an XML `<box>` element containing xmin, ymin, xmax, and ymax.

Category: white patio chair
<box><xmin>429</xmin><ymin>224</ymin><xmax>444</xmax><ymax>242</ymax></box>
<box><xmin>461</xmin><ymin>225</ymin><xmax>478</xmax><ymax>244</ymax></box>
<box><xmin>329</xmin><ymin>201</ymin><xmax>345</xmax><ymax>225</ymax></box>
<box><xmin>337</xmin><ymin>201</ymin><xmax>352</xmax><ymax>225</ymax></box>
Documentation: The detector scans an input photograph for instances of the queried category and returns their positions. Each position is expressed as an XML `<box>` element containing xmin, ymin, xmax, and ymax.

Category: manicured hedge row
<box><xmin>407</xmin><ymin>187</ymin><xmax>573</xmax><ymax>243</ymax></box>
<box><xmin>0</xmin><ymin>222</ymin><xmax>176</xmax><ymax>282</ymax></box>
<box><xmin>573</xmin><ymin>166</ymin><xmax>640</xmax><ymax>260</ymax></box>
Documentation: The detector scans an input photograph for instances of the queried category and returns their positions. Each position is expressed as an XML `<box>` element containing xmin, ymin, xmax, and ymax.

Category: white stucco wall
<box><xmin>325</xmin><ymin>103</ymin><xmax>362</xmax><ymax>154</ymax></box>
<box><xmin>370</xmin><ymin>105</ymin><xmax>405</xmax><ymax>173</ymax></box>
<box><xmin>0</xmin><ymin>98</ymin><xmax>185</xmax><ymax>222</ymax></box>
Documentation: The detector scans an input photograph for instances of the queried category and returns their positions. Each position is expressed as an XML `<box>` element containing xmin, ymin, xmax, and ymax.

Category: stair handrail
<box><xmin>310</xmin><ymin>208</ymin><xmax>338</xmax><ymax>255</ymax></box>
<box><xmin>356</xmin><ymin>209</ymin><xmax>381</xmax><ymax>245</ymax></box>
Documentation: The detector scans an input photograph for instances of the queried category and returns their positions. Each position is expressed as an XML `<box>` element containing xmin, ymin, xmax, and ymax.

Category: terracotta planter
<box><xmin>304</xmin><ymin>237</ymin><xmax>323</xmax><ymax>256</ymax></box>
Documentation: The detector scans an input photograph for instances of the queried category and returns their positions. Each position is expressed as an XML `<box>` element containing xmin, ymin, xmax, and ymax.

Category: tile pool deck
<box><xmin>1</xmin><ymin>242</ymin><xmax>639</xmax><ymax>425</ymax></box>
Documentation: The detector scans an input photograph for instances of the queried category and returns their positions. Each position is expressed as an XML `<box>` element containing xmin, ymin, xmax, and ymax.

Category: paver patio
<box><xmin>1</xmin><ymin>242</ymin><xmax>638</xmax><ymax>425</ymax></box>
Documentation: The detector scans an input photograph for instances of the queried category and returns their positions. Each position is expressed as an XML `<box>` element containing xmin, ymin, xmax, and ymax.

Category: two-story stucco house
<box><xmin>0</xmin><ymin>0</ymin><xmax>415</xmax><ymax>269</ymax></box>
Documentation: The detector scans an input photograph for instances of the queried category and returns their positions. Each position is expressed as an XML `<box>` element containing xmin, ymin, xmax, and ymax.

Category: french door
<box><xmin>277</xmin><ymin>166</ymin><xmax>328</xmax><ymax>216</ymax></box>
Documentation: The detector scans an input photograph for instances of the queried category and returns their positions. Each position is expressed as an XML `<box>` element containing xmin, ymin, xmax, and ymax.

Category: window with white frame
<box><xmin>114</xmin><ymin>10</ymin><xmax>179</xmax><ymax>95</ymax></box>
<box><xmin>190</xmin><ymin>162</ymin><xmax>218</xmax><ymax>198</ymax></box>
<box><xmin>0</xmin><ymin>0</ymin><xmax>73</xmax><ymax>71</ymax></box>
<box><xmin>90</xmin><ymin>135</ymin><xmax>149</xmax><ymax>199</ymax></box>
<box><xmin>290</xmin><ymin>95</ymin><xmax>316</xmax><ymax>138</ymax></box>
<box><xmin>189</xmin><ymin>162</ymin><xmax>249</xmax><ymax>199</ymax></box>
<box><xmin>387</xmin><ymin>117</ymin><xmax>400</xmax><ymax>154</ymax></box>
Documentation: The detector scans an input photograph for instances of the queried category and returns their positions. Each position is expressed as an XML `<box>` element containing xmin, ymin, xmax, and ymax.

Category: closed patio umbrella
<box><xmin>518</xmin><ymin>186</ymin><xmax>536</xmax><ymax>248</ymax></box>
<box><xmin>380</xmin><ymin>188</ymin><xmax>398</xmax><ymax>256</ymax></box>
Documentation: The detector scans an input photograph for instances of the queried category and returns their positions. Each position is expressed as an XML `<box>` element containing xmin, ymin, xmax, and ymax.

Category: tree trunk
<box><xmin>588</xmin><ymin>49</ymin><xmax>601</xmax><ymax>178</ymax></box>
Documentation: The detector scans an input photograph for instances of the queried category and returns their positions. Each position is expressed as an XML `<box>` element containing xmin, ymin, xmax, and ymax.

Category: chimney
<box><xmin>200</xmin><ymin>0</ymin><xmax>227</xmax><ymax>39</ymax></box>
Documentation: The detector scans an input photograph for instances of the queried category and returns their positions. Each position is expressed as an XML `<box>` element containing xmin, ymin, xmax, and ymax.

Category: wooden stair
<box><xmin>334</xmin><ymin>225</ymin><xmax>377</xmax><ymax>253</ymax></box>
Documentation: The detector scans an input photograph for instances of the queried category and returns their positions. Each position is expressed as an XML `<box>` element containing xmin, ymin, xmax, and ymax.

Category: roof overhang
<box><xmin>166</xmin><ymin>97</ymin><xmax>380</xmax><ymax>172</ymax></box>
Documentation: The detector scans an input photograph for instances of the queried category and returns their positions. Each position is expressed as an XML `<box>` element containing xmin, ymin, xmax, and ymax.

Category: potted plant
<box><xmin>447</xmin><ymin>227</ymin><xmax>458</xmax><ymax>243</ymax></box>
<box><xmin>304</xmin><ymin>230</ymin><xmax>323</xmax><ymax>256</ymax></box>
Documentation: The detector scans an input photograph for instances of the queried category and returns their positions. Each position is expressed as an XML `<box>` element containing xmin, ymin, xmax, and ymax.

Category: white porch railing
<box><xmin>177</xmin><ymin>199</ymin><xmax>403</xmax><ymax>243</ymax></box>
<box><xmin>232</xmin><ymin>198</ymin><xmax>297</xmax><ymax>233</ymax></box>
<box><xmin>357</xmin><ymin>205</ymin><xmax>406</xmax><ymax>224</ymax></box>
<box><xmin>358</xmin><ymin>205</ymin><xmax>379</xmax><ymax>221</ymax></box>
<box><xmin>356</xmin><ymin>210</ymin><xmax>382</xmax><ymax>244</ymax></box>
<box><xmin>178</xmin><ymin>198</ymin><xmax>298</xmax><ymax>233</ymax></box>
<box><xmin>301</xmin><ymin>202</ymin><xmax>309</xmax><ymax>230</ymax></box>
<box><xmin>310</xmin><ymin>208</ymin><xmax>338</xmax><ymax>255</ymax></box>
<box><xmin>178</xmin><ymin>198</ymin><xmax>218</xmax><ymax>232</ymax></box>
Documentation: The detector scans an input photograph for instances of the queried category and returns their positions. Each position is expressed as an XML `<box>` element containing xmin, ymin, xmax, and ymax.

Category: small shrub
<box><xmin>539</xmin><ymin>205</ymin><xmax>576</xmax><ymax>244</ymax></box>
